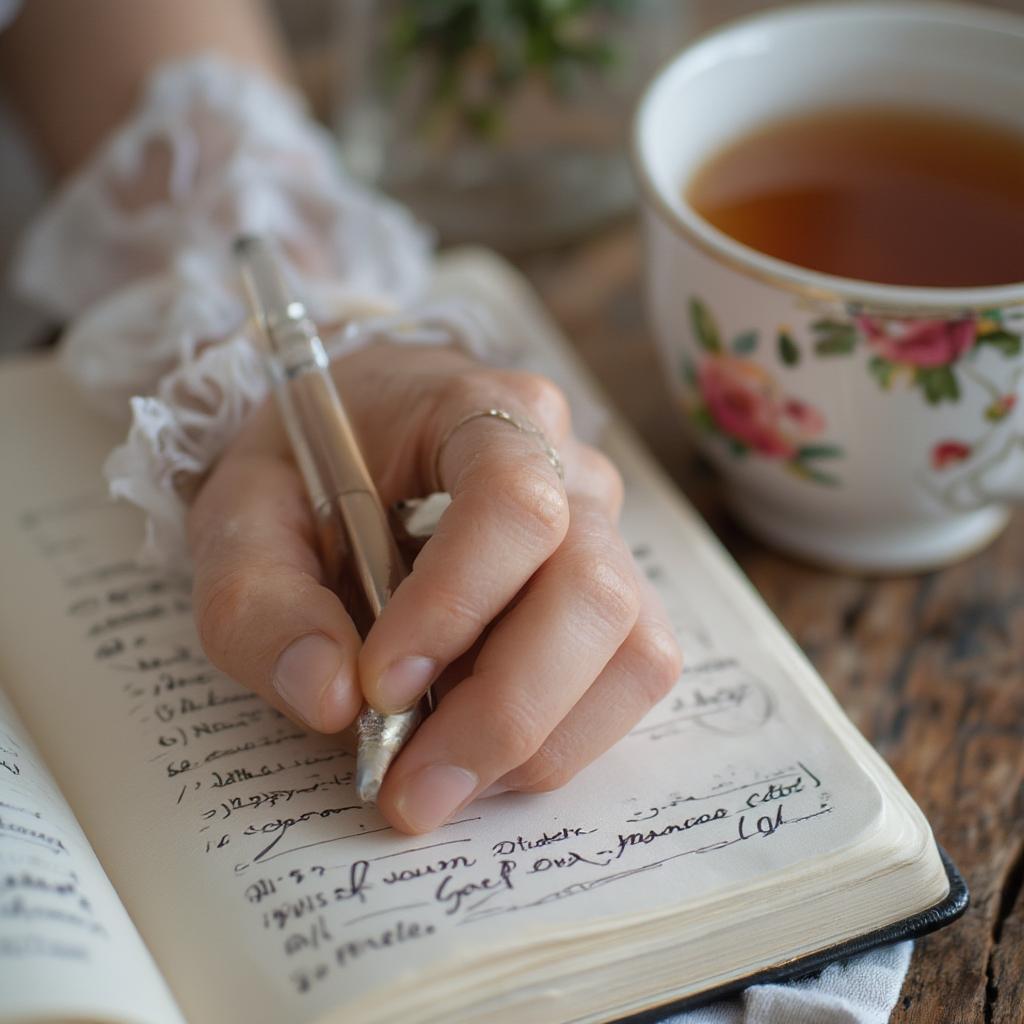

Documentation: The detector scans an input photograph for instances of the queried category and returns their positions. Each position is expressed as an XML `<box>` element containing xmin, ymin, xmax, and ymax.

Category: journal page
<box><xmin>0</xmin><ymin>258</ymin><xmax>930</xmax><ymax>1024</ymax></box>
<box><xmin>0</xmin><ymin>685</ymin><xmax>183</xmax><ymax>1024</ymax></box>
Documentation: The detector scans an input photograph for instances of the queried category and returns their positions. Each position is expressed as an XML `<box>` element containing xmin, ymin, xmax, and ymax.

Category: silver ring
<box><xmin>433</xmin><ymin>408</ymin><xmax>564</xmax><ymax>493</ymax></box>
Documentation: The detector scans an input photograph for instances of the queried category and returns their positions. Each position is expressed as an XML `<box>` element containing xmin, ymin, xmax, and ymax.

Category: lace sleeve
<box><xmin>12</xmin><ymin>55</ymin><xmax>600</xmax><ymax>570</ymax></box>
<box><xmin>10</xmin><ymin>57</ymin><xmax>492</xmax><ymax>568</ymax></box>
<box><xmin>14</xmin><ymin>55</ymin><xmax>435</xmax><ymax>412</ymax></box>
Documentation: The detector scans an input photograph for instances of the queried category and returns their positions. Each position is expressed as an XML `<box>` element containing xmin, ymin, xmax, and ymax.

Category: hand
<box><xmin>187</xmin><ymin>342</ymin><xmax>682</xmax><ymax>834</ymax></box>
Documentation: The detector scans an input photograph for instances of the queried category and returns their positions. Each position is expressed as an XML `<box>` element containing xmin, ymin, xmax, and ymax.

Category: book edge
<box><xmin>615</xmin><ymin>847</ymin><xmax>968</xmax><ymax>1024</ymax></box>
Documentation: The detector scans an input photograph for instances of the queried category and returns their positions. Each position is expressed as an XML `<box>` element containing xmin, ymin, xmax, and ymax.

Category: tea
<box><xmin>686</xmin><ymin>107</ymin><xmax>1024</xmax><ymax>288</ymax></box>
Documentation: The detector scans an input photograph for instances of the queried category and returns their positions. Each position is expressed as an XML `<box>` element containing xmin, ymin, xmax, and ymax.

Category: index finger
<box><xmin>358</xmin><ymin>376</ymin><xmax>572</xmax><ymax>714</ymax></box>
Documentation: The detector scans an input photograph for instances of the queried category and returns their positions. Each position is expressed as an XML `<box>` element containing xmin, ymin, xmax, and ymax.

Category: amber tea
<box><xmin>686</xmin><ymin>107</ymin><xmax>1024</xmax><ymax>288</ymax></box>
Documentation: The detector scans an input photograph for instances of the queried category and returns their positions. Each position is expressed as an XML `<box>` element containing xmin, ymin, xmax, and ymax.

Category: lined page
<box><xmin>0</xmin><ymin>685</ymin><xmax>183</xmax><ymax>1024</ymax></box>
<box><xmin>0</xmin><ymin>257</ymin><xmax>920</xmax><ymax>1024</ymax></box>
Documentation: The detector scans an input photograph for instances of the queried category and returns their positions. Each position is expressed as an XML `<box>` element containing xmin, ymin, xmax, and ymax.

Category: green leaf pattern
<box><xmin>689</xmin><ymin>298</ymin><xmax>722</xmax><ymax>353</ymax></box>
<box><xmin>681</xmin><ymin>297</ymin><xmax>1024</xmax><ymax>482</ymax></box>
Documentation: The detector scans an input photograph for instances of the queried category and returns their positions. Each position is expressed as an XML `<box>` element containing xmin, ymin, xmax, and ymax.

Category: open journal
<box><xmin>0</xmin><ymin>251</ymin><xmax>963</xmax><ymax>1024</ymax></box>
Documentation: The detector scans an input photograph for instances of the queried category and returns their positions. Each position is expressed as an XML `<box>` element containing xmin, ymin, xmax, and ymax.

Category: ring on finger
<box><xmin>432</xmin><ymin>408</ymin><xmax>565</xmax><ymax>493</ymax></box>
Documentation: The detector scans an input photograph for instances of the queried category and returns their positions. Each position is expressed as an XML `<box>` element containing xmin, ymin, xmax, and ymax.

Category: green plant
<box><xmin>385</xmin><ymin>0</ymin><xmax>628</xmax><ymax>139</ymax></box>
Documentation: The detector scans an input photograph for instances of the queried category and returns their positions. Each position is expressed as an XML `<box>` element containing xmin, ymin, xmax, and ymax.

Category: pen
<box><xmin>233</xmin><ymin>235</ymin><xmax>431</xmax><ymax>803</ymax></box>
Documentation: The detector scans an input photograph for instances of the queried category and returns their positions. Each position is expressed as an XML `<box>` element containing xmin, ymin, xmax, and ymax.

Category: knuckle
<box><xmin>416</xmin><ymin>578</ymin><xmax>486</xmax><ymax>644</ymax></box>
<box><xmin>505</xmin><ymin>372</ymin><xmax>571</xmax><ymax>433</ymax></box>
<box><xmin>486</xmin><ymin>695</ymin><xmax>547</xmax><ymax>767</ymax></box>
<box><xmin>486</xmin><ymin>464</ymin><xmax>569</xmax><ymax>548</ymax></box>
<box><xmin>194</xmin><ymin>570</ymin><xmax>254</xmax><ymax>661</ymax></box>
<box><xmin>503</xmin><ymin>746</ymin><xmax>575</xmax><ymax>794</ymax></box>
<box><xmin>568</xmin><ymin>553</ymin><xmax>641</xmax><ymax>634</ymax></box>
<box><xmin>442</xmin><ymin>367</ymin><xmax>499</xmax><ymax>408</ymax></box>
<box><xmin>627</xmin><ymin>623</ymin><xmax>683</xmax><ymax>703</ymax></box>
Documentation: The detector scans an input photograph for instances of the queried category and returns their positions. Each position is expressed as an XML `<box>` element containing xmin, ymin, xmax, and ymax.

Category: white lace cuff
<box><xmin>11</xmin><ymin>56</ymin><xmax>520</xmax><ymax>570</ymax></box>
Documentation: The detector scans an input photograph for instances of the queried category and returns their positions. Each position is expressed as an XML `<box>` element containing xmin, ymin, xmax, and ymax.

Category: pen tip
<box><xmin>354</xmin><ymin>705</ymin><xmax>422</xmax><ymax>805</ymax></box>
<box><xmin>355</xmin><ymin>764</ymin><xmax>384</xmax><ymax>805</ymax></box>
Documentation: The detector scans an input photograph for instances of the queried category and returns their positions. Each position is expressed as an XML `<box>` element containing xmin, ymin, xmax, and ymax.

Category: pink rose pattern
<box><xmin>814</xmin><ymin>308</ymin><xmax>1022</xmax><ymax>407</ymax></box>
<box><xmin>698</xmin><ymin>357</ymin><xmax>828</xmax><ymax>460</ymax></box>
<box><xmin>685</xmin><ymin>300</ymin><xmax>842</xmax><ymax>485</ymax></box>
<box><xmin>686</xmin><ymin>298</ymin><xmax>1023</xmax><ymax>482</ymax></box>
<box><xmin>849</xmin><ymin>311</ymin><xmax>1021</xmax><ymax>475</ymax></box>
<box><xmin>856</xmin><ymin>316</ymin><xmax>977</xmax><ymax>368</ymax></box>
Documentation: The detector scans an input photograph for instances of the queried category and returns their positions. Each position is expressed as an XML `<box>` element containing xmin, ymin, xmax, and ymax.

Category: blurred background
<box><xmin>280</xmin><ymin>0</ymin><xmax>1024</xmax><ymax>252</ymax></box>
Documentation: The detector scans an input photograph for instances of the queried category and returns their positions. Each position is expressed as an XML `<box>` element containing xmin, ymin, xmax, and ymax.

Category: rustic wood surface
<box><xmin>517</xmin><ymin>222</ymin><xmax>1024</xmax><ymax>1024</ymax></box>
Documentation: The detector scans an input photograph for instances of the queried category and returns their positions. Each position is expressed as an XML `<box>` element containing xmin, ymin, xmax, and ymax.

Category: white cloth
<box><xmin>669</xmin><ymin>942</ymin><xmax>913</xmax><ymax>1024</ymax></box>
<box><xmin>11</xmin><ymin>56</ymin><xmax>511</xmax><ymax>567</ymax></box>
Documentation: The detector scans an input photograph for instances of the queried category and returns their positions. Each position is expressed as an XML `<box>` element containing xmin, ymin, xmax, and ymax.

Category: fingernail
<box><xmin>375</xmin><ymin>656</ymin><xmax>437</xmax><ymax>712</ymax></box>
<box><xmin>395</xmin><ymin>764</ymin><xmax>478</xmax><ymax>832</ymax></box>
<box><xmin>273</xmin><ymin>634</ymin><xmax>343</xmax><ymax>729</ymax></box>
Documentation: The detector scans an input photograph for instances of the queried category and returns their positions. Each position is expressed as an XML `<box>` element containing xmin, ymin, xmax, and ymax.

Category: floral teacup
<box><xmin>634</xmin><ymin>2</ymin><xmax>1024</xmax><ymax>572</ymax></box>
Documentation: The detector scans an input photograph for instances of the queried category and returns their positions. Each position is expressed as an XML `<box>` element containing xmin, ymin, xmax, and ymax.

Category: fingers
<box><xmin>358</xmin><ymin>371</ymin><xmax>574</xmax><ymax>715</ymax></box>
<box><xmin>188</xmin><ymin>450</ymin><xmax>364</xmax><ymax>733</ymax></box>
<box><xmin>376</xmin><ymin>495</ymin><xmax>643</xmax><ymax>834</ymax></box>
<box><xmin>498</xmin><ymin>576</ymin><xmax>682</xmax><ymax>793</ymax></box>
<box><xmin>185</xmin><ymin>343</ymin><xmax>677</xmax><ymax>839</ymax></box>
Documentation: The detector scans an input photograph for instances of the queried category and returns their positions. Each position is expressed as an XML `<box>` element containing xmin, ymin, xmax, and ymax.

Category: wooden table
<box><xmin>517</xmin><ymin>222</ymin><xmax>1024</xmax><ymax>1024</ymax></box>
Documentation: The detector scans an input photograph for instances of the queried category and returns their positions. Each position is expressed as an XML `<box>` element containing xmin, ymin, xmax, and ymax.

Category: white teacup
<box><xmin>634</xmin><ymin>1</ymin><xmax>1024</xmax><ymax>572</ymax></box>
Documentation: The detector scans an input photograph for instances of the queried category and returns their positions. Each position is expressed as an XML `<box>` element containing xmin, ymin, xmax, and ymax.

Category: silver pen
<box><xmin>234</xmin><ymin>235</ymin><xmax>431</xmax><ymax>803</ymax></box>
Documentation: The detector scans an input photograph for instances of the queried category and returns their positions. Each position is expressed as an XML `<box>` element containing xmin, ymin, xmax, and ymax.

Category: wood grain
<box><xmin>517</xmin><ymin>222</ymin><xmax>1024</xmax><ymax>1024</ymax></box>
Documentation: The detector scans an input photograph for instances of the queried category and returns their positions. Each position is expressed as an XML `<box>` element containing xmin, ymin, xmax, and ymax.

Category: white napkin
<box><xmin>669</xmin><ymin>942</ymin><xmax>913</xmax><ymax>1024</ymax></box>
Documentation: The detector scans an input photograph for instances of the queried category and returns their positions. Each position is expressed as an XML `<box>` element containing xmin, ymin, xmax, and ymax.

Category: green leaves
<box><xmin>977</xmin><ymin>330</ymin><xmax>1022</xmax><ymax>357</ymax></box>
<box><xmin>731</xmin><ymin>330</ymin><xmax>758</xmax><ymax>355</ymax></box>
<box><xmin>871</xmin><ymin>356</ymin><xmax>969</xmax><ymax>404</ymax></box>
<box><xmin>916</xmin><ymin>365</ymin><xmax>960</xmax><ymax>404</ymax></box>
<box><xmin>786</xmin><ymin>461</ymin><xmax>841</xmax><ymax>486</ymax></box>
<box><xmin>812</xmin><ymin>319</ymin><xmax>859</xmax><ymax>356</ymax></box>
<box><xmin>789</xmin><ymin>443</ymin><xmax>843</xmax><ymax>486</ymax></box>
<box><xmin>796</xmin><ymin>444</ymin><xmax>843</xmax><ymax>461</ymax></box>
<box><xmin>868</xmin><ymin>355</ymin><xmax>895</xmax><ymax>389</ymax></box>
<box><xmin>777</xmin><ymin>331</ymin><xmax>800</xmax><ymax>366</ymax></box>
<box><xmin>385</xmin><ymin>0</ymin><xmax>626</xmax><ymax>139</ymax></box>
<box><xmin>689</xmin><ymin>298</ymin><xmax>722</xmax><ymax>353</ymax></box>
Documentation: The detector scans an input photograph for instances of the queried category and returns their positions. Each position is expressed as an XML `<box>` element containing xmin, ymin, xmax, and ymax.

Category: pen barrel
<box><xmin>273</xmin><ymin>365</ymin><xmax>407</xmax><ymax>624</ymax></box>
<box><xmin>331</xmin><ymin>490</ymin><xmax>407</xmax><ymax>621</ymax></box>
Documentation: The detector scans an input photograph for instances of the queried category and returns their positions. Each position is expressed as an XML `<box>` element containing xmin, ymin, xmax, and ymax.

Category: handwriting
<box><xmin>624</xmin><ymin>763</ymin><xmax>820</xmax><ymax>823</ymax></box>
<box><xmin>203</xmin><ymin>774</ymin><xmax>354</xmax><ymax>821</ymax></box>
<box><xmin>262</xmin><ymin>862</ymin><xmax>371</xmax><ymax>931</ymax></box>
<box><xmin>382</xmin><ymin>855</ymin><xmax>476</xmax><ymax>885</ymax></box>
<box><xmin>435</xmin><ymin>860</ymin><xmax>516</xmax><ymax>916</ymax></box>
<box><xmin>527</xmin><ymin>851</ymin><xmax>612</xmax><ymax>873</ymax></box>
<box><xmin>491</xmin><ymin>825</ymin><xmax>596</xmax><ymax>857</ymax></box>
<box><xmin>631</xmin><ymin>670</ymin><xmax>775</xmax><ymax>740</ymax></box>
<box><xmin>0</xmin><ymin>695</ymin><xmax>120</xmax><ymax>974</ymax></box>
<box><xmin>243</xmin><ymin>805</ymin><xmax>364</xmax><ymax>863</ymax></box>
<box><xmin>7</xmin><ymin>490</ymin><xmax>858</xmax><ymax>1013</ymax></box>
<box><xmin>616</xmin><ymin>807</ymin><xmax>729</xmax><ymax>859</ymax></box>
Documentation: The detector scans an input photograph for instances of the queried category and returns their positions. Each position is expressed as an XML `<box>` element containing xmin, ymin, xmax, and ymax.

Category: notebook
<box><xmin>0</xmin><ymin>250</ymin><xmax>964</xmax><ymax>1024</ymax></box>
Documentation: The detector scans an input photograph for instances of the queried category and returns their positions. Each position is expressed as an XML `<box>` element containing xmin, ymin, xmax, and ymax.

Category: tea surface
<box><xmin>686</xmin><ymin>107</ymin><xmax>1024</xmax><ymax>288</ymax></box>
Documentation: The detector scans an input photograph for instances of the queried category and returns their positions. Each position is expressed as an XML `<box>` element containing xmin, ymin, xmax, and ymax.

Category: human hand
<box><xmin>187</xmin><ymin>342</ymin><xmax>682</xmax><ymax>834</ymax></box>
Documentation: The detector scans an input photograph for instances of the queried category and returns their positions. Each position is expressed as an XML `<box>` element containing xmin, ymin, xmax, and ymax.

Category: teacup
<box><xmin>634</xmin><ymin>1</ymin><xmax>1024</xmax><ymax>572</ymax></box>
